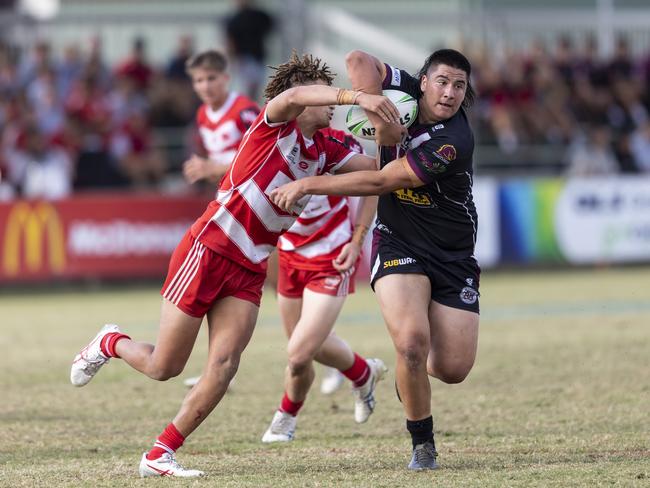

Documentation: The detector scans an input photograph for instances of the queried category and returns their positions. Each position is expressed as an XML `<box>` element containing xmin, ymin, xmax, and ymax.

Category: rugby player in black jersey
<box><xmin>271</xmin><ymin>48</ymin><xmax>479</xmax><ymax>471</ymax></box>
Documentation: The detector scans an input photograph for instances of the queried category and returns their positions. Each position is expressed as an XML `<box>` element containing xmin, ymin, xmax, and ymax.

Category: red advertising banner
<box><xmin>0</xmin><ymin>194</ymin><xmax>209</xmax><ymax>283</ymax></box>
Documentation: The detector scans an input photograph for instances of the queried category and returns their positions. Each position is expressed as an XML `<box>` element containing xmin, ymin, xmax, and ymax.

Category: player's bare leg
<box><xmin>70</xmin><ymin>299</ymin><xmax>202</xmax><ymax>388</ymax></box>
<box><xmin>277</xmin><ymin>294</ymin><xmax>302</xmax><ymax>338</ymax></box>
<box><xmin>279</xmin><ymin>294</ymin><xmax>354</xmax><ymax>368</ymax></box>
<box><xmin>138</xmin><ymin>296</ymin><xmax>258</xmax><ymax>478</ymax></box>
<box><xmin>263</xmin><ymin>289</ymin><xmax>384</xmax><ymax>442</ymax></box>
<box><xmin>315</xmin><ymin>332</ymin><xmax>350</xmax><ymax>395</ymax></box>
<box><xmin>375</xmin><ymin>273</ymin><xmax>438</xmax><ymax>469</ymax></box>
<box><xmin>426</xmin><ymin>301</ymin><xmax>478</xmax><ymax>384</ymax></box>
<box><xmin>284</xmin><ymin>290</ymin><xmax>347</xmax><ymax>403</ymax></box>
<box><xmin>171</xmin><ymin>296</ymin><xmax>258</xmax><ymax>436</ymax></box>
<box><xmin>286</xmin><ymin>290</ymin><xmax>386</xmax><ymax>423</ymax></box>
<box><xmin>115</xmin><ymin>299</ymin><xmax>202</xmax><ymax>380</ymax></box>
<box><xmin>314</xmin><ymin>331</ymin><xmax>354</xmax><ymax>370</ymax></box>
<box><xmin>375</xmin><ymin>274</ymin><xmax>432</xmax><ymax>419</ymax></box>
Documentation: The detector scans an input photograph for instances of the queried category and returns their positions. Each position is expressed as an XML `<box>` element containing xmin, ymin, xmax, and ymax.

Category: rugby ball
<box><xmin>345</xmin><ymin>89</ymin><xmax>418</xmax><ymax>140</ymax></box>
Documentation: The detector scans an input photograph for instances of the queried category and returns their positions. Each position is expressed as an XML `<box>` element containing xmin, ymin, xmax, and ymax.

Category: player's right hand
<box><xmin>332</xmin><ymin>241</ymin><xmax>360</xmax><ymax>272</ymax></box>
<box><xmin>269</xmin><ymin>180</ymin><xmax>306</xmax><ymax>213</ymax></box>
<box><xmin>183</xmin><ymin>154</ymin><xmax>209</xmax><ymax>184</ymax></box>
<box><xmin>357</xmin><ymin>93</ymin><xmax>400</xmax><ymax>124</ymax></box>
<box><xmin>375</xmin><ymin>123</ymin><xmax>408</xmax><ymax>146</ymax></box>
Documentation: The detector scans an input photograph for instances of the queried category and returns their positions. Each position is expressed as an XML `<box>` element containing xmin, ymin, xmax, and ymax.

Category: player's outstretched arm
<box><xmin>332</xmin><ymin>193</ymin><xmax>378</xmax><ymax>272</ymax></box>
<box><xmin>346</xmin><ymin>50</ymin><xmax>405</xmax><ymax>145</ymax></box>
<box><xmin>265</xmin><ymin>85</ymin><xmax>400</xmax><ymax>125</ymax></box>
<box><xmin>270</xmin><ymin>157</ymin><xmax>423</xmax><ymax>212</ymax></box>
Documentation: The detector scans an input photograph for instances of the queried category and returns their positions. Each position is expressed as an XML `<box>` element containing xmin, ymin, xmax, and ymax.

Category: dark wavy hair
<box><xmin>418</xmin><ymin>49</ymin><xmax>475</xmax><ymax>109</ymax></box>
<box><xmin>264</xmin><ymin>51</ymin><xmax>335</xmax><ymax>101</ymax></box>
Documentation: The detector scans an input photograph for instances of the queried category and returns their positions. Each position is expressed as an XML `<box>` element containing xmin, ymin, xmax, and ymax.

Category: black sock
<box><xmin>406</xmin><ymin>416</ymin><xmax>434</xmax><ymax>449</ymax></box>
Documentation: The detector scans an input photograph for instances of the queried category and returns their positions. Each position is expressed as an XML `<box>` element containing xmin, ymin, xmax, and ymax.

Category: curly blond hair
<box><xmin>264</xmin><ymin>51</ymin><xmax>335</xmax><ymax>101</ymax></box>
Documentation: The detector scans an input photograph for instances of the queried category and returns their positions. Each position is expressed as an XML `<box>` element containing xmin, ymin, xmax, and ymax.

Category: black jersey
<box><xmin>377</xmin><ymin>63</ymin><xmax>477</xmax><ymax>262</ymax></box>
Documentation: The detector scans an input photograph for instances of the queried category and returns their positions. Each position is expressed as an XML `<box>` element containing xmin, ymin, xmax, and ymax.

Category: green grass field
<box><xmin>2</xmin><ymin>268</ymin><xmax>649</xmax><ymax>487</ymax></box>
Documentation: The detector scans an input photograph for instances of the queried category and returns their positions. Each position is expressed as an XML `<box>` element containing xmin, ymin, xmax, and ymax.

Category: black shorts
<box><xmin>370</xmin><ymin>232</ymin><xmax>480</xmax><ymax>313</ymax></box>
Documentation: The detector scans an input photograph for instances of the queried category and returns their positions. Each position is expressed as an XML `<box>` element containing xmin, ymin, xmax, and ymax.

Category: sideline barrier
<box><xmin>2</xmin><ymin>176</ymin><xmax>649</xmax><ymax>283</ymax></box>
<box><xmin>499</xmin><ymin>176</ymin><xmax>650</xmax><ymax>265</ymax></box>
<box><xmin>0</xmin><ymin>194</ymin><xmax>208</xmax><ymax>282</ymax></box>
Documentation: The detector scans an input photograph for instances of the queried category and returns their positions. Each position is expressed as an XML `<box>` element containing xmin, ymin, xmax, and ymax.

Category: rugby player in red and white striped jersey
<box><xmin>262</xmin><ymin>127</ymin><xmax>387</xmax><ymax>443</ymax></box>
<box><xmin>70</xmin><ymin>52</ymin><xmax>400</xmax><ymax>478</ymax></box>
<box><xmin>182</xmin><ymin>50</ymin><xmax>260</xmax><ymax>185</ymax></box>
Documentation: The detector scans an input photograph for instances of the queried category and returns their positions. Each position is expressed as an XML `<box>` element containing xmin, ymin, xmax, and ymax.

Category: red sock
<box><xmin>146</xmin><ymin>423</ymin><xmax>185</xmax><ymax>460</ymax></box>
<box><xmin>100</xmin><ymin>332</ymin><xmax>130</xmax><ymax>358</ymax></box>
<box><xmin>342</xmin><ymin>353</ymin><xmax>370</xmax><ymax>387</ymax></box>
<box><xmin>279</xmin><ymin>392</ymin><xmax>303</xmax><ymax>416</ymax></box>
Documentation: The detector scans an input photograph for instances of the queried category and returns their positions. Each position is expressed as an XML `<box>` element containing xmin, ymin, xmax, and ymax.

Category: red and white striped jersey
<box><xmin>190</xmin><ymin>107</ymin><xmax>356</xmax><ymax>273</ymax></box>
<box><xmin>196</xmin><ymin>92</ymin><xmax>259</xmax><ymax>165</ymax></box>
<box><xmin>278</xmin><ymin>128</ymin><xmax>364</xmax><ymax>271</ymax></box>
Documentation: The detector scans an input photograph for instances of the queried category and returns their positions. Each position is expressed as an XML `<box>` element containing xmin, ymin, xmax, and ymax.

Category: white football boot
<box><xmin>352</xmin><ymin>358</ymin><xmax>387</xmax><ymax>423</ymax></box>
<box><xmin>261</xmin><ymin>410</ymin><xmax>297</xmax><ymax>443</ymax></box>
<box><xmin>139</xmin><ymin>452</ymin><xmax>204</xmax><ymax>478</ymax></box>
<box><xmin>320</xmin><ymin>367</ymin><xmax>345</xmax><ymax>395</ymax></box>
<box><xmin>70</xmin><ymin>324</ymin><xmax>120</xmax><ymax>387</ymax></box>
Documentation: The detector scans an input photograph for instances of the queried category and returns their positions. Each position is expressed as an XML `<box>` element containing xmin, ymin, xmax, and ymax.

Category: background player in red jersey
<box><xmin>261</xmin><ymin>128</ymin><xmax>386</xmax><ymax>443</ymax></box>
<box><xmin>70</xmin><ymin>52</ymin><xmax>399</xmax><ymax>477</ymax></box>
<box><xmin>182</xmin><ymin>49</ymin><xmax>260</xmax><ymax>185</ymax></box>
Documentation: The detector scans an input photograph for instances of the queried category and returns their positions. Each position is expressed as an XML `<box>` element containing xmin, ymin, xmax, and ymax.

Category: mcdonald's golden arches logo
<box><xmin>3</xmin><ymin>202</ymin><xmax>66</xmax><ymax>276</ymax></box>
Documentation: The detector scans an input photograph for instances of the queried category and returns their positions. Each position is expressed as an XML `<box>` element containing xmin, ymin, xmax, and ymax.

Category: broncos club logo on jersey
<box><xmin>410</xmin><ymin>142</ymin><xmax>457</xmax><ymax>177</ymax></box>
<box><xmin>434</xmin><ymin>144</ymin><xmax>457</xmax><ymax>163</ymax></box>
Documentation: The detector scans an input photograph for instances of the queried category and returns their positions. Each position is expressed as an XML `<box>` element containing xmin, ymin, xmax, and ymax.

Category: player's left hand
<box><xmin>269</xmin><ymin>181</ymin><xmax>305</xmax><ymax>213</ymax></box>
<box><xmin>332</xmin><ymin>241</ymin><xmax>361</xmax><ymax>272</ymax></box>
<box><xmin>357</xmin><ymin>93</ymin><xmax>400</xmax><ymax>123</ymax></box>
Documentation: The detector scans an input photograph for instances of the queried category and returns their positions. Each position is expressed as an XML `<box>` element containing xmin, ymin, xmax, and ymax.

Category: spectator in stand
<box><xmin>166</xmin><ymin>35</ymin><xmax>194</xmax><ymax>82</ymax></box>
<box><xmin>58</xmin><ymin>44</ymin><xmax>84</xmax><ymax>99</ymax></box>
<box><xmin>629</xmin><ymin>121</ymin><xmax>650</xmax><ymax>172</ymax></box>
<box><xmin>65</xmin><ymin>70</ymin><xmax>111</xmax><ymax>130</ymax></box>
<box><xmin>224</xmin><ymin>0</ymin><xmax>274</xmax><ymax>101</ymax></box>
<box><xmin>26</xmin><ymin>67</ymin><xmax>65</xmax><ymax>136</ymax></box>
<box><xmin>0</xmin><ymin>43</ymin><xmax>19</xmax><ymax>94</ymax></box>
<box><xmin>552</xmin><ymin>36</ymin><xmax>576</xmax><ymax>88</ymax></box>
<box><xmin>566</xmin><ymin>124</ymin><xmax>619</xmax><ymax>176</ymax></box>
<box><xmin>17</xmin><ymin>40</ymin><xmax>55</xmax><ymax>87</ymax></box>
<box><xmin>608</xmin><ymin>36</ymin><xmax>634</xmax><ymax>83</ymax></box>
<box><xmin>147</xmin><ymin>36</ymin><xmax>196</xmax><ymax>131</ymax></box>
<box><xmin>115</xmin><ymin>37</ymin><xmax>154</xmax><ymax>93</ymax></box>
<box><xmin>86</xmin><ymin>36</ymin><xmax>112</xmax><ymax>91</ymax></box>
<box><xmin>109</xmin><ymin>111</ymin><xmax>166</xmax><ymax>188</ymax></box>
<box><xmin>5</xmin><ymin>124</ymin><xmax>72</xmax><ymax>199</ymax></box>
<box><xmin>108</xmin><ymin>72</ymin><xmax>149</xmax><ymax>126</ymax></box>
<box><xmin>574</xmin><ymin>35</ymin><xmax>608</xmax><ymax>88</ymax></box>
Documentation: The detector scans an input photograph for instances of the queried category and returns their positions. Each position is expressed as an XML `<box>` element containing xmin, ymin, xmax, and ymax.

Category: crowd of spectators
<box><xmin>2</xmin><ymin>31</ymin><xmax>650</xmax><ymax>201</ymax></box>
<box><xmin>0</xmin><ymin>36</ymin><xmax>199</xmax><ymax>200</ymax></box>
<box><xmin>469</xmin><ymin>35</ymin><xmax>650</xmax><ymax>175</ymax></box>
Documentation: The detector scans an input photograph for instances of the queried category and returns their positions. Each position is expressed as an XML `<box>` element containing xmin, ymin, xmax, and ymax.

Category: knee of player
<box><xmin>287</xmin><ymin>356</ymin><xmax>311</xmax><ymax>376</ymax></box>
<box><xmin>396</xmin><ymin>339</ymin><xmax>429</xmax><ymax>371</ymax></box>
<box><xmin>209</xmin><ymin>353</ymin><xmax>241</xmax><ymax>378</ymax></box>
<box><xmin>149</xmin><ymin>363</ymin><xmax>184</xmax><ymax>381</ymax></box>
<box><xmin>434</xmin><ymin>363</ymin><xmax>473</xmax><ymax>384</ymax></box>
<box><xmin>287</xmin><ymin>344</ymin><xmax>316</xmax><ymax>370</ymax></box>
